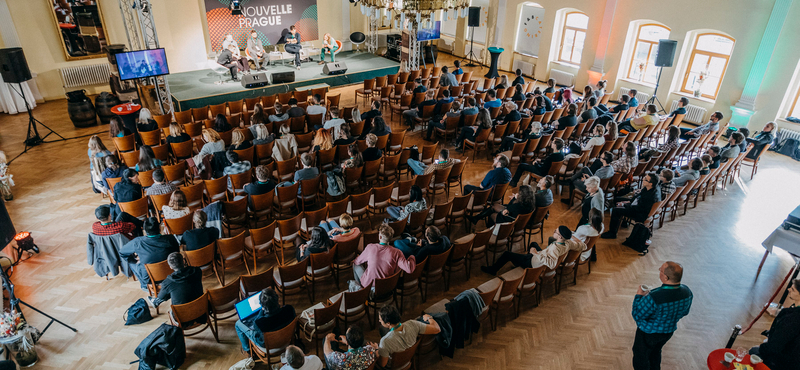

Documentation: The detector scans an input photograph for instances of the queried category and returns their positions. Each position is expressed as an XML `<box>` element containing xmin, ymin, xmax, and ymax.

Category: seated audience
<box><xmin>109</xmin><ymin>116</ymin><xmax>132</xmax><ymax>138</ymax></box>
<box><xmin>119</xmin><ymin>217</ymin><xmax>180</xmax><ymax>290</ymax></box>
<box><xmin>376</xmin><ymin>306</ymin><xmax>441</xmax><ymax>367</ymax></box>
<box><xmin>673</xmin><ymin>158</ymin><xmax>702</xmax><ymax>187</ymax></box>
<box><xmin>287</xmin><ymin>99</ymin><xmax>305</xmax><ymax>118</ymax></box>
<box><xmin>512</xmin><ymin>69</ymin><xmax>525</xmax><ymax>87</ymax></box>
<box><xmin>426</xmin><ymin>101</ymin><xmax>461</xmax><ymax>141</ymax></box>
<box><xmin>483</xmin><ymin>89</ymin><xmax>502</xmax><ymax>109</ymax></box>
<box><xmin>306</xmin><ymin>94</ymin><xmax>327</xmax><ymax>116</ymax></box>
<box><xmin>408</xmin><ymin>148</ymin><xmax>458</xmax><ymax>176</ymax></box>
<box><xmin>137</xmin><ymin>108</ymin><xmax>158</xmax><ymax>132</ymax></box>
<box><xmin>295</xmin><ymin>226</ymin><xmax>334</xmax><ymax>262</ymax></box>
<box><xmin>565</xmin><ymin>151</ymin><xmax>614</xmax><ymax>205</ymax></box>
<box><xmin>92</xmin><ymin>204</ymin><xmax>138</xmax><ymax>240</ymax></box>
<box><xmin>659</xmin><ymin>169</ymin><xmax>676</xmax><ymax>199</ymax></box>
<box><xmin>439</xmin><ymin>65</ymin><xmax>459</xmax><ymax>87</ymax></box>
<box><xmin>393</xmin><ymin>226</ymin><xmax>451</xmax><ymax>263</ymax></box>
<box><xmin>720</xmin><ymin>132</ymin><xmax>744</xmax><ymax>161</ymax></box>
<box><xmin>577</xmin><ymin>208</ymin><xmax>604</xmax><ymax>262</ymax></box>
<box><xmin>601</xmin><ymin>173</ymin><xmax>661</xmax><ymax>239</ymax></box>
<box><xmin>321</xmin><ymin>214</ymin><xmax>361</xmax><ymax>243</ymax></box>
<box><xmin>619</xmin><ymin>104</ymin><xmax>659</xmax><ymax>133</ymax></box>
<box><xmin>166</xmin><ymin>122</ymin><xmax>191</xmax><ymax>144</ymax></box>
<box><xmin>162</xmin><ymin>189</ymin><xmax>190</xmax><ymax>220</ymax></box>
<box><xmin>387</xmin><ymin>185</ymin><xmax>427</xmax><ymax>221</ymax></box>
<box><xmin>281</xmin><ymin>345</ymin><xmax>324</xmax><ymax>370</ymax></box>
<box><xmin>465</xmin><ymin>154</ymin><xmax>512</xmax><ymax>194</ymax></box>
<box><xmin>749</xmin><ymin>278</ymin><xmax>800</xmax><ymax>370</ymax></box>
<box><xmin>230</xmin><ymin>129</ymin><xmax>252</xmax><ymax>151</ymax></box>
<box><xmin>223</xmin><ymin>150</ymin><xmax>252</xmax><ymax>176</ymax></box>
<box><xmin>294</xmin><ymin>154</ymin><xmax>320</xmax><ymax>184</ymax></box>
<box><xmin>362</xmin><ymin>134</ymin><xmax>383</xmax><ymax>162</ymax></box>
<box><xmin>745</xmin><ymin>121</ymin><xmax>775</xmax><ymax>159</ymax></box>
<box><xmin>333</xmin><ymin>124</ymin><xmax>356</xmax><ymax>147</ymax></box>
<box><xmin>252</xmin><ymin>123</ymin><xmax>275</xmax><ymax>146</ymax></box>
<box><xmin>182</xmin><ymin>210</ymin><xmax>219</xmax><ymax>251</ymax></box>
<box><xmin>324</xmin><ymin>325</ymin><xmax>378</xmax><ymax>370</ymax></box>
<box><xmin>234</xmin><ymin>287</ymin><xmax>296</xmax><ymax>352</ymax></box>
<box><xmin>481</xmin><ymin>226</ymin><xmax>580</xmax><ymax>275</ymax></box>
<box><xmin>470</xmin><ymin>184</ymin><xmax>536</xmax><ymax>227</ymax></box>
<box><xmin>535</xmin><ymin>175</ymin><xmax>555</xmax><ymax>207</ymax></box>
<box><xmin>680</xmin><ymin>111</ymin><xmax>723</xmax><ymax>140</ymax></box>
<box><xmin>213</xmin><ymin>114</ymin><xmax>232</xmax><ymax>133</ymax></box>
<box><xmin>352</xmin><ymin>224</ymin><xmax>416</xmax><ymax>289</ymax></box>
<box><xmin>101</xmin><ymin>155</ymin><xmax>126</xmax><ymax>193</ymax></box>
<box><xmin>145</xmin><ymin>168</ymin><xmax>177</xmax><ymax>196</ymax></box>
<box><xmin>455</xmin><ymin>108</ymin><xmax>493</xmax><ymax>151</ymax></box>
<box><xmin>403</xmin><ymin>90</ymin><xmax>437</xmax><ymax>130</ymax></box>
<box><xmin>369</xmin><ymin>116</ymin><xmax>392</xmax><ymax>137</ymax></box>
<box><xmin>269</xmin><ymin>102</ymin><xmax>289</xmax><ymax>123</ymax></box>
<box><xmin>577</xmin><ymin>176</ymin><xmax>605</xmax><ymax>226</ymax></box>
<box><xmin>341</xmin><ymin>144</ymin><xmax>364</xmax><ymax>169</ymax></box>
<box><xmin>135</xmin><ymin>145</ymin><xmax>162</xmax><ymax>172</ymax></box>
<box><xmin>312</xmin><ymin>128</ymin><xmax>334</xmax><ymax>152</ymax></box>
<box><xmin>146</xmin><ymin>252</ymin><xmax>203</xmax><ymax>308</ymax></box>
<box><xmin>510</xmin><ymin>138</ymin><xmax>565</xmax><ymax>187</ymax></box>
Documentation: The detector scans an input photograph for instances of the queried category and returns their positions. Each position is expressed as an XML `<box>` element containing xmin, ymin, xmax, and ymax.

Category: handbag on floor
<box><xmin>623</xmin><ymin>223</ymin><xmax>651</xmax><ymax>255</ymax></box>
<box><xmin>228</xmin><ymin>358</ymin><xmax>254</xmax><ymax>370</ymax></box>
<box><xmin>124</xmin><ymin>298</ymin><xmax>153</xmax><ymax>325</ymax></box>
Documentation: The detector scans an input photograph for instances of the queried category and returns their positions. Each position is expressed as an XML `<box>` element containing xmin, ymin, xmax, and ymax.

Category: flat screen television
<box><xmin>116</xmin><ymin>48</ymin><xmax>170</xmax><ymax>81</ymax></box>
<box><xmin>417</xmin><ymin>21</ymin><xmax>441</xmax><ymax>42</ymax></box>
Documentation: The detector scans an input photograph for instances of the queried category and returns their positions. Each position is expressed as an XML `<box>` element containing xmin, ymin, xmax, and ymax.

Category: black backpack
<box><xmin>623</xmin><ymin>223</ymin><xmax>651</xmax><ymax>255</ymax></box>
<box><xmin>133</xmin><ymin>323</ymin><xmax>186</xmax><ymax>370</ymax></box>
<box><xmin>124</xmin><ymin>298</ymin><xmax>153</xmax><ymax>325</ymax></box>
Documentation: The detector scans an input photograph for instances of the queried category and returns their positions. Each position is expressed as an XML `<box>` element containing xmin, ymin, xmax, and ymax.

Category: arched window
<box><xmin>558</xmin><ymin>12</ymin><xmax>588</xmax><ymax>65</ymax></box>
<box><xmin>627</xmin><ymin>24</ymin><xmax>671</xmax><ymax>84</ymax></box>
<box><xmin>514</xmin><ymin>3</ymin><xmax>545</xmax><ymax>56</ymax></box>
<box><xmin>681</xmin><ymin>33</ymin><xmax>735</xmax><ymax>100</ymax></box>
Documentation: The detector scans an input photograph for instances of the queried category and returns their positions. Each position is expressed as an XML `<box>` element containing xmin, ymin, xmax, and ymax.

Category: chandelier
<box><xmin>357</xmin><ymin>0</ymin><xmax>471</xmax><ymax>30</ymax></box>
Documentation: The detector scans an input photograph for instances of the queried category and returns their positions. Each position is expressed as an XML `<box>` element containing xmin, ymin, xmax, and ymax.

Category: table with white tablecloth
<box><xmin>756</xmin><ymin>226</ymin><xmax>800</xmax><ymax>278</ymax></box>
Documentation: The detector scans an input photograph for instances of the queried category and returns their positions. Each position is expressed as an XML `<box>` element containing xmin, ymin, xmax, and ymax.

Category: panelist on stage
<box><xmin>320</xmin><ymin>33</ymin><xmax>338</xmax><ymax>64</ymax></box>
<box><xmin>246</xmin><ymin>30</ymin><xmax>267</xmax><ymax>71</ymax></box>
<box><xmin>284</xmin><ymin>25</ymin><xmax>303</xmax><ymax>70</ymax></box>
<box><xmin>217</xmin><ymin>44</ymin><xmax>244</xmax><ymax>82</ymax></box>
<box><xmin>221</xmin><ymin>34</ymin><xmax>250</xmax><ymax>74</ymax></box>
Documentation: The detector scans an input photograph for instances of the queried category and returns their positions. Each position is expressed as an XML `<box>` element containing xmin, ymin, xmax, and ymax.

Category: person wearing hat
<box><xmin>481</xmin><ymin>225</ymin><xmax>580</xmax><ymax>275</ymax></box>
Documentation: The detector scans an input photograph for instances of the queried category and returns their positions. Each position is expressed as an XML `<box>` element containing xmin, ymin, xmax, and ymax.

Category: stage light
<box><xmin>13</xmin><ymin>232</ymin><xmax>37</xmax><ymax>253</ymax></box>
<box><xmin>230</xmin><ymin>0</ymin><xmax>242</xmax><ymax>15</ymax></box>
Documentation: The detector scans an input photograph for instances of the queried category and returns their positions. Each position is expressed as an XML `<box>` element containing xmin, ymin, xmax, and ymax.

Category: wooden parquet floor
<box><xmin>1</xmin><ymin>58</ymin><xmax>799</xmax><ymax>369</ymax></box>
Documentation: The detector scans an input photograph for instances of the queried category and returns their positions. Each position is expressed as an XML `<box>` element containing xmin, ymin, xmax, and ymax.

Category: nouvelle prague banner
<box><xmin>205</xmin><ymin>0</ymin><xmax>318</xmax><ymax>52</ymax></box>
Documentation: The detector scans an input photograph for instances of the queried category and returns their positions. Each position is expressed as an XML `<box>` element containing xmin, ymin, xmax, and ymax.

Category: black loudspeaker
<box><xmin>0</xmin><ymin>48</ymin><xmax>32</xmax><ymax>83</ymax></box>
<box><xmin>323</xmin><ymin>62</ymin><xmax>348</xmax><ymax>75</ymax></box>
<box><xmin>468</xmin><ymin>7</ymin><xmax>480</xmax><ymax>27</ymax></box>
<box><xmin>272</xmin><ymin>71</ymin><xmax>295</xmax><ymax>84</ymax></box>
<box><xmin>241</xmin><ymin>72</ymin><xmax>269</xmax><ymax>88</ymax></box>
<box><xmin>0</xmin><ymin>199</ymin><xmax>15</xmax><ymax>249</ymax></box>
<box><xmin>655</xmin><ymin>39</ymin><xmax>678</xmax><ymax>68</ymax></box>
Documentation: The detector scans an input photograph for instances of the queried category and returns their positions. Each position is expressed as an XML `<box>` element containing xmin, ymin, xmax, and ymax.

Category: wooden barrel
<box><xmin>95</xmin><ymin>92</ymin><xmax>119</xmax><ymax>124</ymax></box>
<box><xmin>66</xmin><ymin>90</ymin><xmax>97</xmax><ymax>128</ymax></box>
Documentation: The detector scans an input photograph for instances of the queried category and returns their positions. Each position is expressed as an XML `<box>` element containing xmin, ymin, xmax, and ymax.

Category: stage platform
<box><xmin>168</xmin><ymin>51</ymin><xmax>399</xmax><ymax>111</ymax></box>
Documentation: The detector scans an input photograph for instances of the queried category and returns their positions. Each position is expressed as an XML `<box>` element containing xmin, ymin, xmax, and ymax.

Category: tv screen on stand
<box><xmin>116</xmin><ymin>48</ymin><xmax>170</xmax><ymax>81</ymax></box>
<box><xmin>417</xmin><ymin>21</ymin><xmax>441</xmax><ymax>42</ymax></box>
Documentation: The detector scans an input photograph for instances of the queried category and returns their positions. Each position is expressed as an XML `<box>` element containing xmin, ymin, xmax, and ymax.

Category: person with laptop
<box><xmin>234</xmin><ymin>287</ymin><xmax>296</xmax><ymax>353</ymax></box>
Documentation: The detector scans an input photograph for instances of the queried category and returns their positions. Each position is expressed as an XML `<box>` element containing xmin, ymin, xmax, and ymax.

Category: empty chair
<box><xmin>306</xmin><ymin>245</ymin><xmax>337</xmax><ymax>301</ymax></box>
<box><xmin>207</xmin><ymin>277</ymin><xmax>241</xmax><ymax>334</ymax></box>
<box><xmin>240</xmin><ymin>267</ymin><xmax>275</xmax><ymax>298</ymax></box>
<box><xmin>329</xmin><ymin>285</ymin><xmax>370</xmax><ymax>329</ymax></box>
<box><xmin>217</xmin><ymin>232</ymin><xmax>251</xmax><ymax>281</ymax></box>
<box><xmin>274</xmin><ymin>259</ymin><xmax>311</xmax><ymax>304</ymax></box>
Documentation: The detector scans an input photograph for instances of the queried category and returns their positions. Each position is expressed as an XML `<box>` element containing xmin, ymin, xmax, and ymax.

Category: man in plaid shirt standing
<box><xmin>631</xmin><ymin>261</ymin><xmax>693</xmax><ymax>370</ymax></box>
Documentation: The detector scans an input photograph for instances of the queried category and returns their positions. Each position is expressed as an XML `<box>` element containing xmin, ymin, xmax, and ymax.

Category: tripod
<box><xmin>463</xmin><ymin>26</ymin><xmax>480</xmax><ymax>67</ymax></box>
<box><xmin>645</xmin><ymin>67</ymin><xmax>668</xmax><ymax>114</ymax></box>
<box><xmin>0</xmin><ymin>260</ymin><xmax>77</xmax><ymax>336</ymax></box>
<box><xmin>7</xmin><ymin>83</ymin><xmax>65</xmax><ymax>165</ymax></box>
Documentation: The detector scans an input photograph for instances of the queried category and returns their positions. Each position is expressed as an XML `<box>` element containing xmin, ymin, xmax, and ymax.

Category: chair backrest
<box><xmin>119</xmin><ymin>197</ymin><xmax>149</xmax><ymax>219</ymax></box>
<box><xmin>217</xmin><ymin>231</ymin><xmax>246</xmax><ymax>258</ymax></box>
<box><xmin>343</xmin><ymin>286</ymin><xmax>370</xmax><ymax>311</ymax></box>
<box><xmin>263</xmin><ymin>317</ymin><xmax>299</xmax><ymax>357</ymax></box>
<box><xmin>386</xmin><ymin>218</ymin><xmax>408</xmax><ymax>237</ymax></box>
<box><xmin>449</xmin><ymin>235</ymin><xmax>473</xmax><ymax>262</ymax></box>
<box><xmin>477</xmin><ymin>279</ymin><xmax>501</xmax><ymax>305</ymax></box>
<box><xmin>171</xmin><ymin>292</ymin><xmax>210</xmax><ymax>328</ymax></box>
<box><xmin>314</xmin><ymin>294</ymin><xmax>341</xmax><ymax>330</ymax></box>
<box><xmin>278</xmin><ymin>213</ymin><xmax>304</xmax><ymax>242</ymax></box>
<box><xmin>165</xmin><ymin>213</ymin><xmax>194</xmax><ymax>235</ymax></box>
<box><xmin>373</xmin><ymin>270</ymin><xmax>402</xmax><ymax>298</ymax></box>
<box><xmin>388</xmin><ymin>339</ymin><xmax>421</xmax><ymax>370</ymax></box>
<box><xmin>309</xmin><ymin>245</ymin><xmax>337</xmax><ymax>272</ymax></box>
<box><xmin>208</xmin><ymin>277</ymin><xmax>241</xmax><ymax>315</ymax></box>
<box><xmin>145</xmin><ymin>260</ymin><xmax>173</xmax><ymax>285</ymax></box>
<box><xmin>240</xmin><ymin>267</ymin><xmax>276</xmax><ymax>297</ymax></box>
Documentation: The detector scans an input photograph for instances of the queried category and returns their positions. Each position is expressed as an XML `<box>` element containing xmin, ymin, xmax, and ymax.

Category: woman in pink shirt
<box><xmin>324</xmin><ymin>214</ymin><xmax>361</xmax><ymax>243</ymax></box>
<box><xmin>352</xmin><ymin>224</ymin><xmax>416</xmax><ymax>289</ymax></box>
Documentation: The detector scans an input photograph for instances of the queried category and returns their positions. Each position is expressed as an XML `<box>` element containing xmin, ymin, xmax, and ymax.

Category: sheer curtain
<box><xmin>0</xmin><ymin>0</ymin><xmax>40</xmax><ymax>114</ymax></box>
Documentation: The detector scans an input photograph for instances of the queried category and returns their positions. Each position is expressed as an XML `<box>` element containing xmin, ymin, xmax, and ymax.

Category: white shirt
<box><xmin>582</xmin><ymin>136</ymin><xmax>605</xmax><ymax>150</ymax></box>
<box><xmin>306</xmin><ymin>105</ymin><xmax>327</xmax><ymax>117</ymax></box>
<box><xmin>279</xmin><ymin>355</ymin><xmax>324</xmax><ymax>370</ymax></box>
<box><xmin>222</xmin><ymin>38</ymin><xmax>238</xmax><ymax>50</ymax></box>
<box><xmin>575</xmin><ymin>224</ymin><xmax>602</xmax><ymax>261</ymax></box>
<box><xmin>323</xmin><ymin>118</ymin><xmax>346</xmax><ymax>138</ymax></box>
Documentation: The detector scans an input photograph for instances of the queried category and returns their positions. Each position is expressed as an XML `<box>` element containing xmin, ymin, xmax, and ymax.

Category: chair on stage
<box><xmin>207</xmin><ymin>59</ymin><xmax>231</xmax><ymax>85</ymax></box>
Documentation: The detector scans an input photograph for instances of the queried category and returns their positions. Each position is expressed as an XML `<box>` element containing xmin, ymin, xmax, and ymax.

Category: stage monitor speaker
<box><xmin>655</xmin><ymin>40</ymin><xmax>678</xmax><ymax>68</ymax></box>
<box><xmin>468</xmin><ymin>7</ymin><xmax>481</xmax><ymax>27</ymax></box>
<box><xmin>0</xmin><ymin>199</ymin><xmax>15</xmax><ymax>249</ymax></box>
<box><xmin>0</xmin><ymin>47</ymin><xmax>32</xmax><ymax>84</ymax></box>
<box><xmin>241</xmin><ymin>72</ymin><xmax>269</xmax><ymax>88</ymax></box>
<box><xmin>323</xmin><ymin>62</ymin><xmax>348</xmax><ymax>75</ymax></box>
<box><xmin>272</xmin><ymin>71</ymin><xmax>295</xmax><ymax>84</ymax></box>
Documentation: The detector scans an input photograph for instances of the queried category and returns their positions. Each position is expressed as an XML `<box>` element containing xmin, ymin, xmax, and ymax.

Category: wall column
<box><xmin>729</xmin><ymin>0</ymin><xmax>794</xmax><ymax>128</ymax></box>
<box><xmin>0</xmin><ymin>0</ymin><xmax>41</xmax><ymax>112</ymax></box>
<box><xmin>587</xmin><ymin>0</ymin><xmax>617</xmax><ymax>86</ymax></box>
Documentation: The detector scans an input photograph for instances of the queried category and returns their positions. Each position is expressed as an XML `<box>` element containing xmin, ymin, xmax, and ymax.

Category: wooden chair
<box><xmin>444</xmin><ymin>235</ymin><xmax>473</xmax><ymax>291</ymax></box>
<box><xmin>419</xmin><ymin>248</ymin><xmax>451</xmax><ymax>303</ymax></box>
<box><xmin>222</xmin><ymin>197</ymin><xmax>249</xmax><ymax>235</ymax></box>
<box><xmin>170</xmin><ymin>292</ymin><xmax>218</xmax><ymax>342</ymax></box>
<box><xmin>491</xmin><ymin>273</ymin><xmax>524</xmax><ymax>329</ymax></box>
<box><xmin>430</xmin><ymin>199</ymin><xmax>453</xmax><ymax>235</ymax></box>
<box><xmin>140</xmin><ymin>130</ymin><xmax>162</xmax><ymax>146</ymax></box>
<box><xmin>207</xmin><ymin>277</ymin><xmax>240</xmax><ymax>335</ymax></box>
<box><xmin>329</xmin><ymin>286</ymin><xmax>370</xmax><ymax>329</ymax></box>
<box><xmin>274</xmin><ymin>259</ymin><xmax>311</xmax><ymax>304</ymax></box>
<box><xmin>395</xmin><ymin>258</ymin><xmax>426</xmax><ymax>314</ymax></box>
<box><xmin>355</xmin><ymin>78</ymin><xmax>376</xmax><ymax>107</ymax></box>
<box><xmin>369</xmin><ymin>183</ymin><xmax>395</xmax><ymax>221</ymax></box>
<box><xmin>274</xmin><ymin>182</ymin><xmax>300</xmax><ymax>218</ymax></box>
<box><xmin>217</xmin><ymin>232</ymin><xmax>251</xmax><ymax>282</ymax></box>
<box><xmin>488</xmin><ymin>222</ymin><xmax>515</xmax><ymax>264</ymax></box>
<box><xmin>144</xmin><ymin>260</ymin><xmax>173</xmax><ymax>314</ymax></box>
<box><xmin>332</xmin><ymin>235</ymin><xmax>361</xmax><ymax>287</ymax></box>
<box><xmin>540</xmin><ymin>253</ymin><xmax>568</xmax><ymax>298</ymax></box>
<box><xmin>464</xmin><ymin>128</ymin><xmax>492</xmax><ymax>162</ymax></box>
<box><xmin>349</xmin><ymin>190</ymin><xmax>373</xmax><ymax>229</ymax></box>
<box><xmin>742</xmin><ymin>144</ymin><xmax>770</xmax><ymax>179</ymax></box>
<box><xmin>428</xmin><ymin>167</ymin><xmax>452</xmax><ymax>202</ymax></box>
<box><xmin>302</xmin><ymin>295</ymin><xmax>341</xmax><ymax>355</ymax></box>
<box><xmin>391</xmin><ymin>177</ymin><xmax>416</xmax><ymax>206</ymax></box>
<box><xmin>174</xmin><ymin>110</ymin><xmax>192</xmax><ymax>124</ymax></box>
<box><xmin>298</xmin><ymin>176</ymin><xmax>322</xmax><ymax>212</ymax></box>
<box><xmin>525</xmin><ymin>205</ymin><xmax>551</xmax><ymax>245</ymax></box>
<box><xmin>204</xmin><ymin>176</ymin><xmax>229</xmax><ymax>203</ymax></box>
<box><xmin>367</xmin><ymin>270</ymin><xmax>401</xmax><ymax>329</ymax></box>
<box><xmin>249</xmin><ymin>317</ymin><xmax>298</xmax><ymax>368</ymax></box>
<box><xmin>277</xmin><ymin>213</ymin><xmax>304</xmax><ymax>265</ymax></box>
<box><xmin>240</xmin><ymin>267</ymin><xmax>275</xmax><ymax>298</ymax></box>
<box><xmin>162</xmin><ymin>161</ymin><xmax>187</xmax><ymax>186</ymax></box>
<box><xmin>387</xmin><ymin>339</ymin><xmax>420</xmax><ymax>370</ymax></box>
<box><xmin>113</xmin><ymin>134</ymin><xmax>136</xmax><ymax>153</ymax></box>
<box><xmin>182</xmin><ymin>182</ymin><xmax>205</xmax><ymax>211</ymax></box>
<box><xmin>244</xmin><ymin>220</ymin><xmax>278</xmax><ymax>272</ymax></box>
<box><xmin>557</xmin><ymin>249</ymin><xmax>582</xmax><ymax>289</ymax></box>
<box><xmin>119</xmin><ymin>197</ymin><xmax>149</xmax><ymax>220</ymax></box>
<box><xmin>165</xmin><ymin>213</ymin><xmax>193</xmax><ymax>235</ymax></box>
<box><xmin>475</xmin><ymin>278</ymin><xmax>502</xmax><ymax>333</ymax></box>
<box><xmin>120</xmin><ymin>149</ymin><xmax>140</xmax><ymax>168</ymax></box>
<box><xmin>249</xmin><ymin>192</ymin><xmax>274</xmax><ymax>226</ymax></box>
<box><xmin>306</xmin><ymin>246</ymin><xmax>337</xmax><ymax>301</ymax></box>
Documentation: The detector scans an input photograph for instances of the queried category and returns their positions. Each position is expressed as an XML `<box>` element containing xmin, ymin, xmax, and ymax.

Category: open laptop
<box><xmin>235</xmin><ymin>291</ymin><xmax>262</xmax><ymax>321</ymax></box>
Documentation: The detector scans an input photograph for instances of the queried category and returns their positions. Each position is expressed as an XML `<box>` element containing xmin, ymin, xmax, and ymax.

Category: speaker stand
<box><xmin>8</xmin><ymin>83</ymin><xmax>66</xmax><ymax>165</ymax></box>
<box><xmin>463</xmin><ymin>27</ymin><xmax>480</xmax><ymax>67</ymax></box>
<box><xmin>645</xmin><ymin>67</ymin><xmax>667</xmax><ymax>115</ymax></box>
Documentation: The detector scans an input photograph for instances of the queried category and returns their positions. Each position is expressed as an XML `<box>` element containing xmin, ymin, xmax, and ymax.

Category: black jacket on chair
<box><xmin>628</xmin><ymin>186</ymin><xmax>661</xmax><ymax>223</ymax></box>
<box><xmin>758</xmin><ymin>305</ymin><xmax>800</xmax><ymax>370</ymax></box>
<box><xmin>134</xmin><ymin>323</ymin><xmax>186</xmax><ymax>370</ymax></box>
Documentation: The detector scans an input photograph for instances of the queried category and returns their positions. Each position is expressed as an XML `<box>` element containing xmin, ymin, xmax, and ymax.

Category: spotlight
<box><xmin>12</xmin><ymin>231</ymin><xmax>39</xmax><ymax>264</ymax></box>
<box><xmin>230</xmin><ymin>0</ymin><xmax>242</xmax><ymax>15</ymax></box>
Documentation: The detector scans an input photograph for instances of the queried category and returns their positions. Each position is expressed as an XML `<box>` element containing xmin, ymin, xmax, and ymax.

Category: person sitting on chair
<box><xmin>246</xmin><ymin>30</ymin><xmax>267</xmax><ymax>71</ymax></box>
<box><xmin>468</xmin><ymin>184</ymin><xmax>535</xmax><ymax>228</ymax></box>
<box><xmin>320</xmin><ymin>33</ymin><xmax>339</xmax><ymax>64</ymax></box>
<box><xmin>182</xmin><ymin>210</ymin><xmax>219</xmax><ymax>251</ymax></box>
<box><xmin>281</xmin><ymin>345</ymin><xmax>324</xmax><ymax>370</ymax></box>
<box><xmin>745</xmin><ymin>121</ymin><xmax>776</xmax><ymax>159</ymax></box>
<box><xmin>509</xmin><ymin>138</ymin><xmax>565</xmax><ymax>187</ymax></box>
<box><xmin>601</xmin><ymin>173</ymin><xmax>661</xmax><ymax>239</ymax></box>
<box><xmin>234</xmin><ymin>287</ymin><xmax>296</xmax><ymax>353</ymax></box>
<box><xmin>92</xmin><ymin>204</ymin><xmax>140</xmax><ymax>240</ymax></box>
<box><xmin>512</xmin><ymin>68</ymin><xmax>525</xmax><ymax>87</ymax></box>
<box><xmin>618</xmin><ymin>104</ymin><xmax>659</xmax><ymax>133</ymax></box>
<box><xmin>439</xmin><ymin>66</ymin><xmax>459</xmax><ymax>87</ymax></box>
<box><xmin>376</xmin><ymin>305</ymin><xmax>441</xmax><ymax>368</ymax></box>
<box><xmin>306</xmin><ymin>94</ymin><xmax>327</xmax><ymax>116</ymax></box>
<box><xmin>464</xmin><ymin>154</ymin><xmax>512</xmax><ymax>195</ymax></box>
<box><xmin>408</xmin><ymin>148</ymin><xmax>458</xmax><ymax>176</ymax></box>
<box><xmin>119</xmin><ymin>217</ymin><xmax>180</xmax><ymax>291</ymax></box>
<box><xmin>679</xmin><ymin>111</ymin><xmax>722</xmax><ymax>140</ymax></box>
<box><xmin>352</xmin><ymin>224</ymin><xmax>416</xmax><ymax>289</ymax></box>
<box><xmin>481</xmin><ymin>226</ymin><xmax>579</xmax><ymax>275</ymax></box>
<box><xmin>145</xmin><ymin>252</ymin><xmax>203</xmax><ymax>309</ymax></box>
<box><xmin>393</xmin><ymin>226</ymin><xmax>451</xmax><ymax>263</ymax></box>
<box><xmin>284</xmin><ymin>25</ymin><xmax>303</xmax><ymax>70</ymax></box>
<box><xmin>453</xmin><ymin>60</ymin><xmax>463</xmax><ymax>75</ymax></box>
<box><xmin>324</xmin><ymin>325</ymin><xmax>378</xmax><ymax>370</ymax></box>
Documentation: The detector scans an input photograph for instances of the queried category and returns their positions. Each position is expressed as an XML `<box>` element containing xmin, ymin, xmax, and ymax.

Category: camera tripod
<box><xmin>0</xmin><ymin>259</ymin><xmax>77</xmax><ymax>336</ymax></box>
<box><xmin>463</xmin><ymin>26</ymin><xmax>480</xmax><ymax>67</ymax></box>
<box><xmin>7</xmin><ymin>83</ymin><xmax>65</xmax><ymax>165</ymax></box>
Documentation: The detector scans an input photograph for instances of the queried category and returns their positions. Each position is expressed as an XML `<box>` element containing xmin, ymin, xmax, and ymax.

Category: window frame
<box><xmin>680</xmin><ymin>32</ymin><xmax>735</xmax><ymax>100</ymax></box>
<box><xmin>558</xmin><ymin>11</ymin><xmax>588</xmax><ymax>65</ymax></box>
<box><xmin>626</xmin><ymin>23</ymin><xmax>671</xmax><ymax>84</ymax></box>
<box><xmin>790</xmin><ymin>87</ymin><xmax>800</xmax><ymax>118</ymax></box>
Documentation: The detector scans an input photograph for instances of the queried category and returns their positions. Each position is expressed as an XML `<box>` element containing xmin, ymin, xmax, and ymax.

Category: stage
<box><xmin>168</xmin><ymin>51</ymin><xmax>400</xmax><ymax>111</ymax></box>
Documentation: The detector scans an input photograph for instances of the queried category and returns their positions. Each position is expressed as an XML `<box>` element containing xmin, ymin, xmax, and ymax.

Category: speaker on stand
<box><xmin>0</xmin><ymin>48</ymin><xmax>65</xmax><ymax>164</ymax></box>
<box><xmin>647</xmin><ymin>39</ymin><xmax>678</xmax><ymax>114</ymax></box>
<box><xmin>462</xmin><ymin>7</ymin><xmax>481</xmax><ymax>67</ymax></box>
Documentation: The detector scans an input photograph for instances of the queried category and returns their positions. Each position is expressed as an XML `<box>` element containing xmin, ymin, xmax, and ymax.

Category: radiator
<box><xmin>778</xmin><ymin>128</ymin><xmax>800</xmax><ymax>142</ymax></box>
<box><xmin>549</xmin><ymin>69</ymin><xmax>574</xmax><ymax>87</ymax></box>
<box><xmin>668</xmin><ymin>100</ymin><xmax>708</xmax><ymax>124</ymax></box>
<box><xmin>512</xmin><ymin>59</ymin><xmax>535</xmax><ymax>77</ymax></box>
<box><xmin>617</xmin><ymin>87</ymin><xmax>651</xmax><ymax>106</ymax></box>
<box><xmin>464</xmin><ymin>43</ymin><xmax>484</xmax><ymax>60</ymax></box>
<box><xmin>59</xmin><ymin>63</ymin><xmax>112</xmax><ymax>89</ymax></box>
